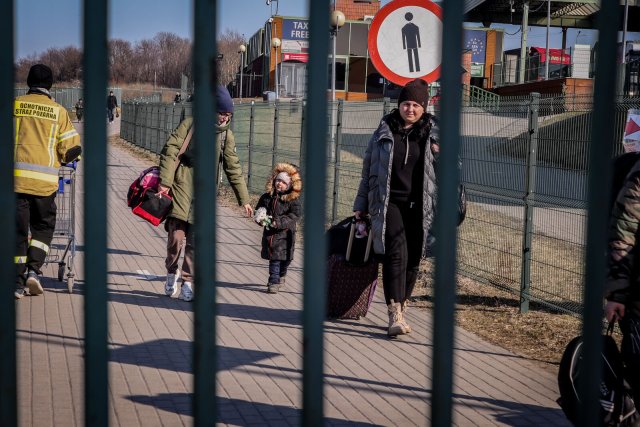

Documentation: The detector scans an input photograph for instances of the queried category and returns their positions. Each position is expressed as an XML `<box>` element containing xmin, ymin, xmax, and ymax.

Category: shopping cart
<box><xmin>44</xmin><ymin>161</ymin><xmax>77</xmax><ymax>293</ymax></box>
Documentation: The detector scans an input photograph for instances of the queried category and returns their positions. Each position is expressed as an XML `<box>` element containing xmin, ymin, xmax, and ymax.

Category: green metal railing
<box><xmin>463</xmin><ymin>84</ymin><xmax>501</xmax><ymax>109</ymax></box>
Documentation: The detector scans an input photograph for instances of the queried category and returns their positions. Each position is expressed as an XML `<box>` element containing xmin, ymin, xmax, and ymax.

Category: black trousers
<box><xmin>621</xmin><ymin>310</ymin><xmax>640</xmax><ymax>407</ymax></box>
<box><xmin>16</xmin><ymin>192</ymin><xmax>57</xmax><ymax>285</ymax></box>
<box><xmin>382</xmin><ymin>201</ymin><xmax>423</xmax><ymax>305</ymax></box>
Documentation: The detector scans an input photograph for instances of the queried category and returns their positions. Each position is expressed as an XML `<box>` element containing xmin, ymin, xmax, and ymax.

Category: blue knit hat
<box><xmin>216</xmin><ymin>85</ymin><xmax>234</xmax><ymax>113</ymax></box>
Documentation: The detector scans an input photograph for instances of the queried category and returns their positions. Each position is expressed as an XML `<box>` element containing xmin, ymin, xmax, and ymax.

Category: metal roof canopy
<box><xmin>464</xmin><ymin>0</ymin><xmax>640</xmax><ymax>31</ymax></box>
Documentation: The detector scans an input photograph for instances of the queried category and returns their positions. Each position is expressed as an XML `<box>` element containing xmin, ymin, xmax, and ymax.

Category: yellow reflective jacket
<box><xmin>14</xmin><ymin>92</ymin><xmax>80</xmax><ymax>196</ymax></box>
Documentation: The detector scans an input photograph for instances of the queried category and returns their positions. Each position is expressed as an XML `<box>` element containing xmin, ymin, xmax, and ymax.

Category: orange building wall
<box><xmin>268</xmin><ymin>17</ymin><xmax>284</xmax><ymax>92</ymax></box>
<box><xmin>462</xmin><ymin>51</ymin><xmax>472</xmax><ymax>86</ymax></box>
<box><xmin>335</xmin><ymin>0</ymin><xmax>380</xmax><ymax>20</ymax></box>
<box><xmin>485</xmin><ymin>31</ymin><xmax>496</xmax><ymax>88</ymax></box>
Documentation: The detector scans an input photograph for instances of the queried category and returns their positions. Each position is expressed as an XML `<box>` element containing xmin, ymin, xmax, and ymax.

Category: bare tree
<box><xmin>109</xmin><ymin>39</ymin><xmax>134</xmax><ymax>83</ymax></box>
<box><xmin>154</xmin><ymin>32</ymin><xmax>191</xmax><ymax>88</ymax></box>
<box><xmin>217</xmin><ymin>29</ymin><xmax>245</xmax><ymax>87</ymax></box>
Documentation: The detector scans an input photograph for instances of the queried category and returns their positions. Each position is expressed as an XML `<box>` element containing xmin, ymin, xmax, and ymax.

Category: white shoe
<box><xmin>179</xmin><ymin>281</ymin><xmax>193</xmax><ymax>302</ymax></box>
<box><xmin>26</xmin><ymin>271</ymin><xmax>44</xmax><ymax>295</ymax></box>
<box><xmin>164</xmin><ymin>272</ymin><xmax>180</xmax><ymax>296</ymax></box>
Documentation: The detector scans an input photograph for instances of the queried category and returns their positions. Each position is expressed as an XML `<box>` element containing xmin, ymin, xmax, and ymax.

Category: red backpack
<box><xmin>126</xmin><ymin>166</ymin><xmax>172</xmax><ymax>226</ymax></box>
<box><xmin>126</xmin><ymin>126</ymin><xmax>193</xmax><ymax>226</ymax></box>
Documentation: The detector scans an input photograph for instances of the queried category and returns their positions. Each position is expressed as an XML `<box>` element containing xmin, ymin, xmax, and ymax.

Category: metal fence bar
<box><xmin>192</xmin><ymin>0</ymin><xmax>217</xmax><ymax>424</ymax></box>
<box><xmin>272</xmin><ymin>101</ymin><xmax>279</xmax><ymax>169</ymax></box>
<box><xmin>332</xmin><ymin>99</ymin><xmax>344</xmax><ymax>224</ymax></box>
<box><xmin>302</xmin><ymin>0</ymin><xmax>329</xmax><ymax>424</ymax></box>
<box><xmin>0</xmin><ymin>0</ymin><xmax>16</xmax><ymax>425</ymax></box>
<box><xmin>248</xmin><ymin>101</ymin><xmax>255</xmax><ymax>190</ymax></box>
<box><xmin>579</xmin><ymin>0</ymin><xmax>620</xmax><ymax>425</ymax></box>
<box><xmin>520</xmin><ymin>93</ymin><xmax>540</xmax><ymax>313</ymax></box>
<box><xmin>432</xmin><ymin>0</ymin><xmax>463</xmax><ymax>424</ymax></box>
<box><xmin>83</xmin><ymin>0</ymin><xmax>109</xmax><ymax>425</ymax></box>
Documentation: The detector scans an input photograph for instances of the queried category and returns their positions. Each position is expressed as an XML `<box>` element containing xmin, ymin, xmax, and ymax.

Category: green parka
<box><xmin>158</xmin><ymin>117</ymin><xmax>250</xmax><ymax>224</ymax></box>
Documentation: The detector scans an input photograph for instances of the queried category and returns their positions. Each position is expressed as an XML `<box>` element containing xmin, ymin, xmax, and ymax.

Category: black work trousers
<box><xmin>621</xmin><ymin>309</ymin><xmax>640</xmax><ymax>407</ymax></box>
<box><xmin>381</xmin><ymin>200</ymin><xmax>423</xmax><ymax>305</ymax></box>
<box><xmin>15</xmin><ymin>192</ymin><xmax>57</xmax><ymax>286</ymax></box>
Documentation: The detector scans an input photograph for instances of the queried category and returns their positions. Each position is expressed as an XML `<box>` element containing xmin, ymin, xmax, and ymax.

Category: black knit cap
<box><xmin>27</xmin><ymin>64</ymin><xmax>53</xmax><ymax>90</ymax></box>
<box><xmin>397</xmin><ymin>78</ymin><xmax>430</xmax><ymax>108</ymax></box>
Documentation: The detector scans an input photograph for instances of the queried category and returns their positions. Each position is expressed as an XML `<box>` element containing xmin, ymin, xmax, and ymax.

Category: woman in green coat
<box><xmin>157</xmin><ymin>86</ymin><xmax>252</xmax><ymax>302</ymax></box>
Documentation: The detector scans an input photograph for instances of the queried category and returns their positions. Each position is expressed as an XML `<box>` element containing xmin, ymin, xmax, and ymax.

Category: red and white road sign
<box><xmin>623</xmin><ymin>109</ymin><xmax>640</xmax><ymax>152</ymax></box>
<box><xmin>368</xmin><ymin>0</ymin><xmax>442</xmax><ymax>86</ymax></box>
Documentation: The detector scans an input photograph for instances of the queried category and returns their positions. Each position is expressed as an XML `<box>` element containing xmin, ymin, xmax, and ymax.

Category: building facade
<box><xmin>237</xmin><ymin>0</ymin><xmax>504</xmax><ymax>99</ymax></box>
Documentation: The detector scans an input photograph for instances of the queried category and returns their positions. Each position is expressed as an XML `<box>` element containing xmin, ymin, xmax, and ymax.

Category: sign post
<box><xmin>368</xmin><ymin>0</ymin><xmax>442</xmax><ymax>86</ymax></box>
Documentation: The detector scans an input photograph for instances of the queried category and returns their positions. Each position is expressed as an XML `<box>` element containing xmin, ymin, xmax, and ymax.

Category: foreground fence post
<box><xmin>579</xmin><ymin>0</ymin><xmax>620</xmax><ymax>424</ymax></box>
<box><xmin>432</xmin><ymin>0</ymin><xmax>463</xmax><ymax>424</ymax></box>
<box><xmin>0</xmin><ymin>0</ymin><xmax>16</xmax><ymax>425</ymax></box>
<box><xmin>83</xmin><ymin>0</ymin><xmax>109</xmax><ymax>424</ymax></box>
<box><xmin>520</xmin><ymin>92</ymin><xmax>540</xmax><ymax>314</ymax></box>
<box><xmin>192</xmin><ymin>0</ymin><xmax>218</xmax><ymax>424</ymax></box>
<box><xmin>302</xmin><ymin>0</ymin><xmax>329</xmax><ymax>424</ymax></box>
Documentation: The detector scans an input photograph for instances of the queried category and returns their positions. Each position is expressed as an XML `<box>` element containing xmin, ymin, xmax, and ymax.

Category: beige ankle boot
<box><xmin>387</xmin><ymin>300</ymin><xmax>410</xmax><ymax>337</ymax></box>
<box><xmin>400</xmin><ymin>300</ymin><xmax>412</xmax><ymax>333</ymax></box>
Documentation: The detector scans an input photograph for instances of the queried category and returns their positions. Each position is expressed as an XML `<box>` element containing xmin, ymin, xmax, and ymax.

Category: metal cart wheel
<box><xmin>67</xmin><ymin>276</ymin><xmax>74</xmax><ymax>294</ymax></box>
<box><xmin>58</xmin><ymin>263</ymin><xmax>66</xmax><ymax>282</ymax></box>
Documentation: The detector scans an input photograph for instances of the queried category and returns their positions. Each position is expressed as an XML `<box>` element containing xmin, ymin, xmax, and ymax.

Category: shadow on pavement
<box><xmin>126</xmin><ymin>393</ymin><xmax>383</xmax><ymax>426</ymax></box>
<box><xmin>110</xmin><ymin>339</ymin><xmax>280</xmax><ymax>375</ymax></box>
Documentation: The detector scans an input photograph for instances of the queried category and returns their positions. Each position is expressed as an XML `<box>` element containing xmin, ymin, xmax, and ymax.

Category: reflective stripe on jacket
<box><xmin>14</xmin><ymin>93</ymin><xmax>80</xmax><ymax>196</ymax></box>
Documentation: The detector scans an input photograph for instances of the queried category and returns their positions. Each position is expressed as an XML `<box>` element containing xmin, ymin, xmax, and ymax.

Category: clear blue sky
<box><xmin>16</xmin><ymin>0</ymin><xmax>636</xmax><ymax>59</ymax></box>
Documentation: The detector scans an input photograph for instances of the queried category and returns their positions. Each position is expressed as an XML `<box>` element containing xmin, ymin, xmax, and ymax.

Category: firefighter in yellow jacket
<box><xmin>14</xmin><ymin>64</ymin><xmax>82</xmax><ymax>299</ymax></box>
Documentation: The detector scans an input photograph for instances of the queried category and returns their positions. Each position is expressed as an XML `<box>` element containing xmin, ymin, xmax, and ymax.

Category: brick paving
<box><xmin>14</xmin><ymin>118</ymin><xmax>570</xmax><ymax>426</ymax></box>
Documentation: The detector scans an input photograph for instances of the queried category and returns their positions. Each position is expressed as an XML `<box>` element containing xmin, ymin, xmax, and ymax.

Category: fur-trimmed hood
<box><xmin>265</xmin><ymin>162</ymin><xmax>302</xmax><ymax>202</ymax></box>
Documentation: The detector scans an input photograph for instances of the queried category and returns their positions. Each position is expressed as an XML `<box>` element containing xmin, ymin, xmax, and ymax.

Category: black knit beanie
<box><xmin>398</xmin><ymin>78</ymin><xmax>430</xmax><ymax>108</ymax></box>
<box><xmin>27</xmin><ymin>64</ymin><xmax>53</xmax><ymax>90</ymax></box>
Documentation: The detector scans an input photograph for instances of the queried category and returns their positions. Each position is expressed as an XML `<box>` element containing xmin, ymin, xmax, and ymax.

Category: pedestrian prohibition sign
<box><xmin>368</xmin><ymin>0</ymin><xmax>442</xmax><ymax>86</ymax></box>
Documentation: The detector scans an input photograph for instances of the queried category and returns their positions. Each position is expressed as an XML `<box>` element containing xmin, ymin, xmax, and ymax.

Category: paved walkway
<box><xmin>15</xmin><ymin>118</ymin><xmax>571</xmax><ymax>426</ymax></box>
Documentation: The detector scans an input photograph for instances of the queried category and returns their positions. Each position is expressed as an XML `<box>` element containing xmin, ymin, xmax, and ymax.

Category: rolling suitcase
<box><xmin>326</xmin><ymin>217</ymin><xmax>378</xmax><ymax>319</ymax></box>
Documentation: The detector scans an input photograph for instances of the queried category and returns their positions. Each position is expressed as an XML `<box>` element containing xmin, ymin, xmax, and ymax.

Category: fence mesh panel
<box><xmin>120</xmin><ymin>94</ymin><xmax>640</xmax><ymax>316</ymax></box>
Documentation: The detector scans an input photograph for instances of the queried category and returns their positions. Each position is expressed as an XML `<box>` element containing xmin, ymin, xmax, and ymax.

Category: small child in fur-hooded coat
<box><xmin>254</xmin><ymin>163</ymin><xmax>302</xmax><ymax>293</ymax></box>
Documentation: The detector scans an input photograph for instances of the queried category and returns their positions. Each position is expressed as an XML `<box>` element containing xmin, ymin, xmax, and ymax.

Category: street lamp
<box><xmin>330</xmin><ymin>10</ymin><xmax>345</xmax><ymax>101</ymax></box>
<box><xmin>238</xmin><ymin>44</ymin><xmax>246</xmax><ymax>99</ymax></box>
<box><xmin>271</xmin><ymin>37</ymin><xmax>281</xmax><ymax>99</ymax></box>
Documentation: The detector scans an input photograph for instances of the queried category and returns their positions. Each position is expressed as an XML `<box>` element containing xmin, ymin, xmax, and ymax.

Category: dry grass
<box><xmin>411</xmin><ymin>264</ymin><xmax>583</xmax><ymax>369</ymax></box>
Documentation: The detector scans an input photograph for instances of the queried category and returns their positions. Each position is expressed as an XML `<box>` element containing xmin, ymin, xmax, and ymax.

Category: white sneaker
<box><xmin>179</xmin><ymin>281</ymin><xmax>193</xmax><ymax>302</ymax></box>
<box><xmin>164</xmin><ymin>272</ymin><xmax>180</xmax><ymax>296</ymax></box>
<box><xmin>26</xmin><ymin>271</ymin><xmax>44</xmax><ymax>295</ymax></box>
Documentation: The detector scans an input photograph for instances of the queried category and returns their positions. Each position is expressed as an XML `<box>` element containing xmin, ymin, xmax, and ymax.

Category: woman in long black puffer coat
<box><xmin>254</xmin><ymin>162</ymin><xmax>302</xmax><ymax>294</ymax></box>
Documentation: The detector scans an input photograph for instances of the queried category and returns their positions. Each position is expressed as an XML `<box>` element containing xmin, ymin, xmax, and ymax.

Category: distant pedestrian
<box><xmin>13</xmin><ymin>64</ymin><xmax>82</xmax><ymax>299</ymax></box>
<box><xmin>253</xmin><ymin>163</ymin><xmax>302</xmax><ymax>294</ymax></box>
<box><xmin>75</xmin><ymin>98</ymin><xmax>84</xmax><ymax>122</ymax></box>
<box><xmin>157</xmin><ymin>85</ymin><xmax>253</xmax><ymax>302</ymax></box>
<box><xmin>107</xmin><ymin>90</ymin><xmax>118</xmax><ymax>123</ymax></box>
<box><xmin>174</xmin><ymin>92</ymin><xmax>182</xmax><ymax>104</ymax></box>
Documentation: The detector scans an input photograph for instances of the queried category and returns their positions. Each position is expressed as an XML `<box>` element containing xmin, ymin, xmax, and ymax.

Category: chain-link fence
<box><xmin>14</xmin><ymin>87</ymin><xmax>122</xmax><ymax>113</ymax></box>
<box><xmin>119</xmin><ymin>94</ymin><xmax>640</xmax><ymax>316</ymax></box>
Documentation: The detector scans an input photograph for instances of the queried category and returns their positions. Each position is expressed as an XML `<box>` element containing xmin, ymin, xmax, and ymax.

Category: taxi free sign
<box><xmin>368</xmin><ymin>0</ymin><xmax>442</xmax><ymax>85</ymax></box>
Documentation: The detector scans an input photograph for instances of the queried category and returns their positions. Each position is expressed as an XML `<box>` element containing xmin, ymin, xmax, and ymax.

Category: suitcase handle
<box><xmin>346</xmin><ymin>220</ymin><xmax>373</xmax><ymax>263</ymax></box>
